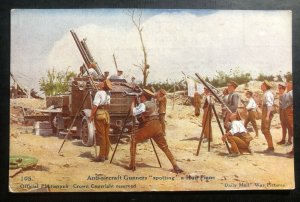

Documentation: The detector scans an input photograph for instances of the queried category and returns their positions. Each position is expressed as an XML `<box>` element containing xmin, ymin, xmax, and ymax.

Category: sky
<box><xmin>11</xmin><ymin>9</ymin><xmax>292</xmax><ymax>93</ymax></box>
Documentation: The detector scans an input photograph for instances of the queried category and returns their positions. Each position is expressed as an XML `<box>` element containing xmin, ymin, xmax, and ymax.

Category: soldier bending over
<box><xmin>222</xmin><ymin>113</ymin><xmax>253</xmax><ymax>157</ymax></box>
<box><xmin>129</xmin><ymin>89</ymin><xmax>183</xmax><ymax>173</ymax></box>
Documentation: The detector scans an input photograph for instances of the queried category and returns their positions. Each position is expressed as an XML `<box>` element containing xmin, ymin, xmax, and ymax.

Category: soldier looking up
<box><xmin>244</xmin><ymin>91</ymin><xmax>259</xmax><ymax>138</ymax></box>
<box><xmin>89</xmin><ymin>80</ymin><xmax>112</xmax><ymax>162</ymax></box>
<box><xmin>260</xmin><ymin>80</ymin><xmax>275</xmax><ymax>153</ymax></box>
<box><xmin>222</xmin><ymin>113</ymin><xmax>253</xmax><ymax>157</ymax></box>
<box><xmin>129</xmin><ymin>89</ymin><xmax>183</xmax><ymax>173</ymax></box>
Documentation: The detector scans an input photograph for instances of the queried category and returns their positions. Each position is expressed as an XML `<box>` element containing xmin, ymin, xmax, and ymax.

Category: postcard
<box><xmin>9</xmin><ymin>9</ymin><xmax>294</xmax><ymax>192</ymax></box>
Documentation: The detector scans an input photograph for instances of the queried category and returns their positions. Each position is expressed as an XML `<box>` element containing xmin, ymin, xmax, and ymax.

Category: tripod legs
<box><xmin>196</xmin><ymin>105</ymin><xmax>211</xmax><ymax>156</ymax></box>
<box><xmin>196</xmin><ymin>104</ymin><xmax>231</xmax><ymax>156</ymax></box>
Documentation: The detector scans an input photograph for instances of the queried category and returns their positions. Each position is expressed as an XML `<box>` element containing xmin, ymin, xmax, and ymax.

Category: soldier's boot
<box><xmin>161</xmin><ymin>146</ymin><xmax>183</xmax><ymax>174</ymax></box>
<box><xmin>262</xmin><ymin>131</ymin><xmax>274</xmax><ymax>151</ymax></box>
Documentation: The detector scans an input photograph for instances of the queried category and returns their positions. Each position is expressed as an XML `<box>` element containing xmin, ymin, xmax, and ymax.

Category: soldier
<box><xmin>244</xmin><ymin>91</ymin><xmax>259</xmax><ymax>138</ymax></box>
<box><xmin>129</xmin><ymin>89</ymin><xmax>183</xmax><ymax>173</ymax></box>
<box><xmin>260</xmin><ymin>80</ymin><xmax>275</xmax><ymax>153</ymax></box>
<box><xmin>155</xmin><ymin>88</ymin><xmax>167</xmax><ymax>135</ymax></box>
<box><xmin>222</xmin><ymin>88</ymin><xmax>229</xmax><ymax>121</ymax></box>
<box><xmin>222</xmin><ymin>113</ymin><xmax>253</xmax><ymax>157</ymax></box>
<box><xmin>202</xmin><ymin>87</ymin><xmax>213</xmax><ymax>142</ymax></box>
<box><xmin>194</xmin><ymin>91</ymin><xmax>202</xmax><ymax>117</ymax></box>
<box><xmin>110</xmin><ymin>70</ymin><xmax>123</xmax><ymax>79</ymax></box>
<box><xmin>277</xmin><ymin>83</ymin><xmax>290</xmax><ymax>145</ymax></box>
<box><xmin>104</xmin><ymin>71</ymin><xmax>110</xmax><ymax>80</ymax></box>
<box><xmin>89</xmin><ymin>80</ymin><xmax>112</xmax><ymax>162</ymax></box>
<box><xmin>130</xmin><ymin>76</ymin><xmax>136</xmax><ymax>88</ymax></box>
<box><xmin>284</xmin><ymin>81</ymin><xmax>293</xmax><ymax>155</ymax></box>
<box><xmin>224</xmin><ymin>81</ymin><xmax>240</xmax><ymax>131</ymax></box>
<box><xmin>83</xmin><ymin>62</ymin><xmax>99</xmax><ymax>79</ymax></box>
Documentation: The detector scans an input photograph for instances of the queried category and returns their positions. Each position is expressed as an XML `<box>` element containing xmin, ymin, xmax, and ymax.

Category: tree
<box><xmin>39</xmin><ymin>67</ymin><xmax>76</xmax><ymax>96</ymax></box>
<box><xmin>127</xmin><ymin>9</ymin><xmax>149</xmax><ymax>88</ymax></box>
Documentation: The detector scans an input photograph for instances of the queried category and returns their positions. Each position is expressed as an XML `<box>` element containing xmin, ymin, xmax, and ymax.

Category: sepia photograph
<box><xmin>9</xmin><ymin>9</ymin><xmax>294</xmax><ymax>192</ymax></box>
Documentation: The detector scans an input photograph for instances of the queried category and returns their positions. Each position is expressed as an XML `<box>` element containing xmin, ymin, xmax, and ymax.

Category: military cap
<box><xmin>143</xmin><ymin>89</ymin><xmax>155</xmax><ymax>97</ymax></box>
<box><xmin>246</xmin><ymin>90</ymin><xmax>253</xmax><ymax>96</ymax></box>
<box><xmin>117</xmin><ymin>70</ymin><xmax>123</xmax><ymax>73</ymax></box>
<box><xmin>227</xmin><ymin>80</ymin><xmax>238</xmax><ymax>88</ymax></box>
<box><xmin>160</xmin><ymin>88</ymin><xmax>167</xmax><ymax>95</ymax></box>
<box><xmin>104</xmin><ymin>79</ymin><xmax>112</xmax><ymax>90</ymax></box>
<box><xmin>263</xmin><ymin>80</ymin><xmax>272</xmax><ymax>88</ymax></box>
<box><xmin>278</xmin><ymin>83</ymin><xmax>286</xmax><ymax>89</ymax></box>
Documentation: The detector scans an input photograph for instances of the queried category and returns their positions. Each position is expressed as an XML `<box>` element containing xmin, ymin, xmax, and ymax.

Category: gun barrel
<box><xmin>70</xmin><ymin>30</ymin><xmax>103</xmax><ymax>77</ymax></box>
<box><xmin>195</xmin><ymin>73</ymin><xmax>232</xmax><ymax>113</ymax></box>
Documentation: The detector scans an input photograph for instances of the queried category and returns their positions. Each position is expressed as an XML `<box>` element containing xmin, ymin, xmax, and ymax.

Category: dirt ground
<box><xmin>9</xmin><ymin>98</ymin><xmax>294</xmax><ymax>192</ymax></box>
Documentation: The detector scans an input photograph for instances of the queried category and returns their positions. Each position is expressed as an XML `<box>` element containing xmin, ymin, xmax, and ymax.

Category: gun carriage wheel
<box><xmin>81</xmin><ymin>115</ymin><xmax>95</xmax><ymax>147</ymax></box>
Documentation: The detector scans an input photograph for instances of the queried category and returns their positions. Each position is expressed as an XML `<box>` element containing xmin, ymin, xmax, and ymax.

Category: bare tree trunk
<box><xmin>127</xmin><ymin>9</ymin><xmax>149</xmax><ymax>88</ymax></box>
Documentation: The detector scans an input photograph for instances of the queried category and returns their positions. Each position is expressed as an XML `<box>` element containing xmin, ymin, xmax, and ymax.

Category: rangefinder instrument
<box><xmin>9</xmin><ymin>9</ymin><xmax>294</xmax><ymax>192</ymax></box>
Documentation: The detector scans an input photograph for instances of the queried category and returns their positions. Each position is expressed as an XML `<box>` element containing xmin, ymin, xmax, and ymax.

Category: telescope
<box><xmin>122</xmin><ymin>91</ymin><xmax>142</xmax><ymax>97</ymax></box>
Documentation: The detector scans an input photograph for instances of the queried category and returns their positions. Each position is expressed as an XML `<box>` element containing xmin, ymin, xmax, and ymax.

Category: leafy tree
<box><xmin>39</xmin><ymin>68</ymin><xmax>76</xmax><ymax>96</ymax></box>
<box><xmin>256</xmin><ymin>73</ymin><xmax>275</xmax><ymax>81</ymax></box>
<box><xmin>284</xmin><ymin>71</ymin><xmax>292</xmax><ymax>82</ymax></box>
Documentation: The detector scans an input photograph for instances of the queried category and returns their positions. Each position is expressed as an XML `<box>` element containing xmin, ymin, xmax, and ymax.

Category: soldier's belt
<box><xmin>97</xmin><ymin>105</ymin><xmax>109</xmax><ymax>110</ymax></box>
<box><xmin>143</xmin><ymin>115</ymin><xmax>159</xmax><ymax>122</ymax></box>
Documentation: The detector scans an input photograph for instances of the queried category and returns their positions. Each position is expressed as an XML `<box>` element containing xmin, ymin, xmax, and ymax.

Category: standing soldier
<box><xmin>277</xmin><ymin>83</ymin><xmax>290</xmax><ymax>145</ymax></box>
<box><xmin>202</xmin><ymin>87</ymin><xmax>213</xmax><ymax>142</ymax></box>
<box><xmin>129</xmin><ymin>89</ymin><xmax>183</xmax><ymax>173</ymax></box>
<box><xmin>89</xmin><ymin>80</ymin><xmax>112</xmax><ymax>162</ymax></box>
<box><xmin>284</xmin><ymin>81</ymin><xmax>293</xmax><ymax>155</ymax></box>
<box><xmin>244</xmin><ymin>91</ymin><xmax>259</xmax><ymax>138</ymax></box>
<box><xmin>224</xmin><ymin>81</ymin><xmax>240</xmax><ymax>131</ymax></box>
<box><xmin>194</xmin><ymin>91</ymin><xmax>202</xmax><ymax>117</ymax></box>
<box><xmin>260</xmin><ymin>80</ymin><xmax>275</xmax><ymax>153</ymax></box>
<box><xmin>221</xmin><ymin>88</ymin><xmax>229</xmax><ymax>122</ymax></box>
<box><xmin>155</xmin><ymin>88</ymin><xmax>167</xmax><ymax>135</ymax></box>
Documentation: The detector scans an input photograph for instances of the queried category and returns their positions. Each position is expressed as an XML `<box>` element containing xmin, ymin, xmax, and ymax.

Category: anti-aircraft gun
<box><xmin>29</xmin><ymin>30</ymin><xmax>135</xmax><ymax>147</ymax></box>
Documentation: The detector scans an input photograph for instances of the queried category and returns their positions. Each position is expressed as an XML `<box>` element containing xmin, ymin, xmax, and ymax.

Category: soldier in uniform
<box><xmin>83</xmin><ymin>62</ymin><xmax>99</xmax><ymax>79</ymax></box>
<box><xmin>129</xmin><ymin>89</ymin><xmax>183</xmax><ymax>173</ymax></box>
<box><xmin>194</xmin><ymin>91</ymin><xmax>202</xmax><ymax>117</ymax></box>
<box><xmin>89</xmin><ymin>80</ymin><xmax>112</xmax><ymax>162</ymax></box>
<box><xmin>284</xmin><ymin>81</ymin><xmax>293</xmax><ymax>155</ymax></box>
<box><xmin>222</xmin><ymin>113</ymin><xmax>253</xmax><ymax>157</ymax></box>
<box><xmin>224</xmin><ymin>81</ymin><xmax>240</xmax><ymax>131</ymax></box>
<box><xmin>110</xmin><ymin>70</ymin><xmax>123</xmax><ymax>79</ymax></box>
<box><xmin>104</xmin><ymin>71</ymin><xmax>110</xmax><ymax>80</ymax></box>
<box><xmin>221</xmin><ymin>88</ymin><xmax>229</xmax><ymax>121</ymax></box>
<box><xmin>277</xmin><ymin>83</ymin><xmax>290</xmax><ymax>145</ymax></box>
<box><xmin>244</xmin><ymin>91</ymin><xmax>259</xmax><ymax>138</ymax></box>
<box><xmin>202</xmin><ymin>87</ymin><xmax>213</xmax><ymax>142</ymax></box>
<box><xmin>260</xmin><ymin>80</ymin><xmax>275</xmax><ymax>153</ymax></box>
<box><xmin>155</xmin><ymin>88</ymin><xmax>167</xmax><ymax>135</ymax></box>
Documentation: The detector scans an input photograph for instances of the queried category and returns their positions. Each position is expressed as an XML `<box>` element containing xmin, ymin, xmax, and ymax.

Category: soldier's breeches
<box><xmin>227</xmin><ymin>135</ymin><xmax>249</xmax><ymax>154</ymax></box>
<box><xmin>130</xmin><ymin>120</ymin><xmax>177</xmax><ymax>167</ymax></box>
<box><xmin>159</xmin><ymin>114</ymin><xmax>166</xmax><ymax>135</ymax></box>
<box><xmin>94</xmin><ymin>117</ymin><xmax>110</xmax><ymax>158</ymax></box>
<box><xmin>261</xmin><ymin>107</ymin><xmax>274</xmax><ymax>148</ymax></box>
<box><xmin>283</xmin><ymin>106</ymin><xmax>293</xmax><ymax>138</ymax></box>
<box><xmin>244</xmin><ymin>111</ymin><xmax>258</xmax><ymax>136</ymax></box>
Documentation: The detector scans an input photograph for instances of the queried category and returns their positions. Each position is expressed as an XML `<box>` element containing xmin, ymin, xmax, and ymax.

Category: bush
<box><xmin>207</xmin><ymin>69</ymin><xmax>252</xmax><ymax>88</ymax></box>
<box><xmin>39</xmin><ymin>68</ymin><xmax>76</xmax><ymax>96</ymax></box>
<box><xmin>256</xmin><ymin>73</ymin><xmax>275</xmax><ymax>81</ymax></box>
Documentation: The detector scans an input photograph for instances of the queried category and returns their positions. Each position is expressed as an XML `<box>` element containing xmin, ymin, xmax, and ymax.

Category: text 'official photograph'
<box><xmin>9</xmin><ymin>9</ymin><xmax>294</xmax><ymax>192</ymax></box>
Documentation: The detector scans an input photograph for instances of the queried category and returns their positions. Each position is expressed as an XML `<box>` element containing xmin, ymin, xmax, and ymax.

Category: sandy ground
<box><xmin>9</xmin><ymin>98</ymin><xmax>294</xmax><ymax>192</ymax></box>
